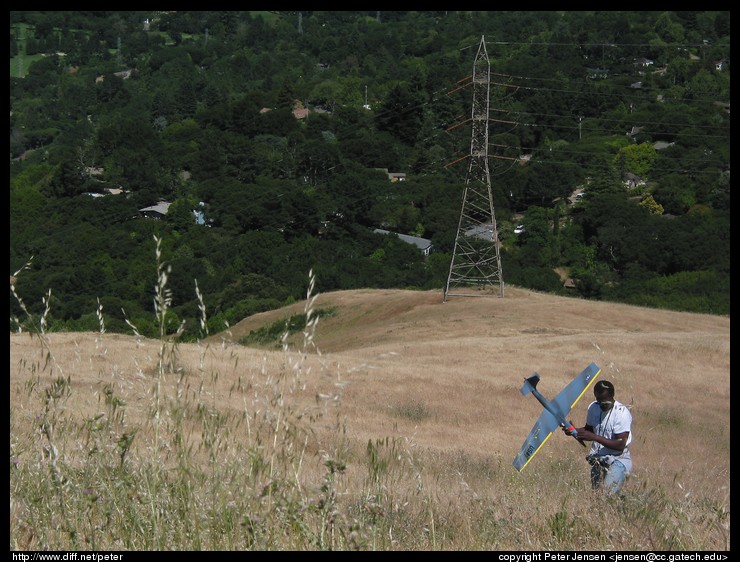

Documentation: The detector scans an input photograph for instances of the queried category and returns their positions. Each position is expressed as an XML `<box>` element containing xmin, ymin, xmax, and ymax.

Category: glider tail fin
<box><xmin>520</xmin><ymin>374</ymin><xmax>540</xmax><ymax>396</ymax></box>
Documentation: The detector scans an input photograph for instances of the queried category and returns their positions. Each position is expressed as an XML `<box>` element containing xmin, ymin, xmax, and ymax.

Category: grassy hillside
<box><xmin>10</xmin><ymin>285</ymin><xmax>730</xmax><ymax>550</ymax></box>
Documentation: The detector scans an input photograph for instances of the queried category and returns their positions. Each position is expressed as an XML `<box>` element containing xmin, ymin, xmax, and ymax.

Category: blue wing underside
<box><xmin>513</xmin><ymin>409</ymin><xmax>560</xmax><ymax>472</ymax></box>
<box><xmin>513</xmin><ymin>363</ymin><xmax>600</xmax><ymax>472</ymax></box>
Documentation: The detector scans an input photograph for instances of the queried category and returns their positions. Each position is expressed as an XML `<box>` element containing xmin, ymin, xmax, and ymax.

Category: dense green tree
<box><xmin>614</xmin><ymin>142</ymin><xmax>658</xmax><ymax>179</ymax></box>
<box><xmin>651</xmin><ymin>174</ymin><xmax>696</xmax><ymax>215</ymax></box>
<box><xmin>375</xmin><ymin>83</ymin><xmax>424</xmax><ymax>146</ymax></box>
<box><xmin>515</xmin><ymin>206</ymin><xmax>557</xmax><ymax>268</ymax></box>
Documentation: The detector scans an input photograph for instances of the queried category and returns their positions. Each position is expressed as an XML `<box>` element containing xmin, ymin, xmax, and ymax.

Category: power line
<box><xmin>486</xmin><ymin>40</ymin><xmax>714</xmax><ymax>48</ymax></box>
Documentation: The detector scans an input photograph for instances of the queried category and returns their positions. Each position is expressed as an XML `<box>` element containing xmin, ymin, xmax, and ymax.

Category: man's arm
<box><xmin>574</xmin><ymin>429</ymin><xmax>629</xmax><ymax>452</ymax></box>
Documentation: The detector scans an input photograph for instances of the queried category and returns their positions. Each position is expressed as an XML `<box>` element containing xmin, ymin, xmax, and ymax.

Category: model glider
<box><xmin>513</xmin><ymin>362</ymin><xmax>601</xmax><ymax>472</ymax></box>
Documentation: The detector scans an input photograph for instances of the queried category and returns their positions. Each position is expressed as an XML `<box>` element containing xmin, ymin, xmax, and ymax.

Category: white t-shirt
<box><xmin>585</xmin><ymin>399</ymin><xmax>632</xmax><ymax>473</ymax></box>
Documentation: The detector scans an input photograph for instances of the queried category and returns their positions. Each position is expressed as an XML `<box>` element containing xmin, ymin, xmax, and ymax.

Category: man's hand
<box><xmin>562</xmin><ymin>424</ymin><xmax>578</xmax><ymax>436</ymax></box>
<box><xmin>574</xmin><ymin>428</ymin><xmax>596</xmax><ymax>441</ymax></box>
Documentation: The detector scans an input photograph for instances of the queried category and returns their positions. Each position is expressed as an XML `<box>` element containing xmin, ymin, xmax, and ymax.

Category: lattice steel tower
<box><xmin>443</xmin><ymin>36</ymin><xmax>504</xmax><ymax>302</ymax></box>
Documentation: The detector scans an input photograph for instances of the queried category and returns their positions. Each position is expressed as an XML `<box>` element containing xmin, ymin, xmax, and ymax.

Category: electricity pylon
<box><xmin>443</xmin><ymin>35</ymin><xmax>504</xmax><ymax>302</ymax></box>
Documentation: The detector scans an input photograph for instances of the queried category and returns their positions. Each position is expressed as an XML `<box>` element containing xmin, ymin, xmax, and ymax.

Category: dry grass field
<box><xmin>10</xmin><ymin>283</ymin><xmax>730</xmax><ymax>551</ymax></box>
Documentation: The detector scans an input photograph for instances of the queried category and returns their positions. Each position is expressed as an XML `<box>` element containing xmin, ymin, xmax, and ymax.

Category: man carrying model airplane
<box><xmin>513</xmin><ymin>364</ymin><xmax>633</xmax><ymax>496</ymax></box>
<box><xmin>566</xmin><ymin>379</ymin><xmax>633</xmax><ymax>496</ymax></box>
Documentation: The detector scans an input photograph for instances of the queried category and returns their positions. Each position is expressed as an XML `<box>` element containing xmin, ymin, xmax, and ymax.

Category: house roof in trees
<box><xmin>464</xmin><ymin>224</ymin><xmax>494</xmax><ymax>241</ymax></box>
<box><xmin>293</xmin><ymin>107</ymin><xmax>310</xmax><ymax>119</ymax></box>
<box><xmin>373</xmin><ymin>229</ymin><xmax>433</xmax><ymax>254</ymax></box>
<box><xmin>139</xmin><ymin>201</ymin><xmax>171</xmax><ymax>217</ymax></box>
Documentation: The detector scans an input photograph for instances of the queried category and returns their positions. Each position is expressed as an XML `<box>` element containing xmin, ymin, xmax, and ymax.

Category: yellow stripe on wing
<box><xmin>516</xmin><ymin>431</ymin><xmax>555</xmax><ymax>472</ymax></box>
<box><xmin>568</xmin><ymin>367</ymin><xmax>601</xmax><ymax>410</ymax></box>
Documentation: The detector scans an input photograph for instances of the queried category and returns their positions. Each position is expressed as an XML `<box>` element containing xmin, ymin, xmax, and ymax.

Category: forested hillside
<box><xmin>9</xmin><ymin>11</ymin><xmax>730</xmax><ymax>339</ymax></box>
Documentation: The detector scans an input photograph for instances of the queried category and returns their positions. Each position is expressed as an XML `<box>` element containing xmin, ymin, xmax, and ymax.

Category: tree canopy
<box><xmin>10</xmin><ymin>11</ymin><xmax>730</xmax><ymax>337</ymax></box>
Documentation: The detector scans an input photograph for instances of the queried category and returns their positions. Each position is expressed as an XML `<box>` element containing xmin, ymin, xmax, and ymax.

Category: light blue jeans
<box><xmin>590</xmin><ymin>459</ymin><xmax>627</xmax><ymax>495</ymax></box>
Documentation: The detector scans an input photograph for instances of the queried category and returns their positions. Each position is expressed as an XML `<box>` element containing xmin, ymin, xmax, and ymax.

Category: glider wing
<box><xmin>513</xmin><ymin>363</ymin><xmax>601</xmax><ymax>472</ymax></box>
